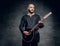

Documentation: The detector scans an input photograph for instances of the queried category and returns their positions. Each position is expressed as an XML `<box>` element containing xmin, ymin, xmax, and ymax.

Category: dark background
<box><xmin>0</xmin><ymin>0</ymin><xmax>60</xmax><ymax>46</ymax></box>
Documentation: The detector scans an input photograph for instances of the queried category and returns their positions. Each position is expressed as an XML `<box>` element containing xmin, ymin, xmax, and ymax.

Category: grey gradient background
<box><xmin>0</xmin><ymin>0</ymin><xmax>60</xmax><ymax>46</ymax></box>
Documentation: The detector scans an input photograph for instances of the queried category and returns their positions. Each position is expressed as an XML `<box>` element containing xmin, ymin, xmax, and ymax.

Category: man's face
<box><xmin>28</xmin><ymin>4</ymin><xmax>35</xmax><ymax>13</ymax></box>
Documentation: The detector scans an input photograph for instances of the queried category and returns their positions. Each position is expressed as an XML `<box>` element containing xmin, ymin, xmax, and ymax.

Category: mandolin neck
<box><xmin>30</xmin><ymin>12</ymin><xmax>52</xmax><ymax>32</ymax></box>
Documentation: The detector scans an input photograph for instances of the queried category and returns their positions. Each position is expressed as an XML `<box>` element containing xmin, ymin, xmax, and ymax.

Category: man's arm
<box><xmin>19</xmin><ymin>16</ymin><xmax>30</xmax><ymax>35</ymax></box>
<box><xmin>38</xmin><ymin>15</ymin><xmax>44</xmax><ymax>28</ymax></box>
<box><xmin>19</xmin><ymin>16</ymin><xmax>25</xmax><ymax>34</ymax></box>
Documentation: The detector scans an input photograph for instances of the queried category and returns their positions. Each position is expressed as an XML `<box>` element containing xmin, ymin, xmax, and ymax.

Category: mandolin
<box><xmin>23</xmin><ymin>12</ymin><xmax>52</xmax><ymax>42</ymax></box>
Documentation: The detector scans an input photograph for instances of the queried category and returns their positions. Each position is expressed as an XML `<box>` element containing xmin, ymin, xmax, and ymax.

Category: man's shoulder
<box><xmin>35</xmin><ymin>14</ymin><xmax>40</xmax><ymax>17</ymax></box>
<box><xmin>22</xmin><ymin>15</ymin><xmax>27</xmax><ymax>18</ymax></box>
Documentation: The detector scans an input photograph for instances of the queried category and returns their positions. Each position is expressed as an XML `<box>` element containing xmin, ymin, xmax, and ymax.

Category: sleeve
<box><xmin>19</xmin><ymin>16</ymin><xmax>26</xmax><ymax>33</ymax></box>
<box><xmin>37</xmin><ymin>15</ymin><xmax>44</xmax><ymax>28</ymax></box>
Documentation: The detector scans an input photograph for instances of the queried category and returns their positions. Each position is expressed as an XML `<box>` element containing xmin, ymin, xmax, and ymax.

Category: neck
<box><xmin>27</xmin><ymin>12</ymin><xmax>35</xmax><ymax>17</ymax></box>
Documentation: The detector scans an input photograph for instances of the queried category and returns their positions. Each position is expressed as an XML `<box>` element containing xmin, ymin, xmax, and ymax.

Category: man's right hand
<box><xmin>23</xmin><ymin>31</ymin><xmax>29</xmax><ymax>35</ymax></box>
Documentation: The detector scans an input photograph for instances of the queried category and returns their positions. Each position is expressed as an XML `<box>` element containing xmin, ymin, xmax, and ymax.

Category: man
<box><xmin>19</xmin><ymin>4</ymin><xmax>44</xmax><ymax>46</ymax></box>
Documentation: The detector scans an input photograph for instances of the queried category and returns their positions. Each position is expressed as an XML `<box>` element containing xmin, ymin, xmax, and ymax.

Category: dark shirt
<box><xmin>19</xmin><ymin>14</ymin><xmax>44</xmax><ymax>42</ymax></box>
<box><xmin>19</xmin><ymin>14</ymin><xmax>44</xmax><ymax>33</ymax></box>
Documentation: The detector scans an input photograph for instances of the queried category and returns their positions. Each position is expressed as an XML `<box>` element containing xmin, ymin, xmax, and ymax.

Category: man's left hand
<box><xmin>38</xmin><ymin>19</ymin><xmax>44</xmax><ymax>24</ymax></box>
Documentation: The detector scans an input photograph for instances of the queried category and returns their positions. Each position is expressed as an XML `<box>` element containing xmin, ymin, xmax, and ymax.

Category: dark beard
<box><xmin>28</xmin><ymin>10</ymin><xmax>34</xmax><ymax>14</ymax></box>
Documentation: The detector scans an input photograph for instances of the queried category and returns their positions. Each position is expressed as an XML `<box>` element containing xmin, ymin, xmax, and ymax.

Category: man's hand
<box><xmin>38</xmin><ymin>19</ymin><xmax>44</xmax><ymax>23</ymax></box>
<box><xmin>23</xmin><ymin>31</ymin><xmax>30</xmax><ymax>35</ymax></box>
<box><xmin>38</xmin><ymin>19</ymin><xmax>44</xmax><ymax>28</ymax></box>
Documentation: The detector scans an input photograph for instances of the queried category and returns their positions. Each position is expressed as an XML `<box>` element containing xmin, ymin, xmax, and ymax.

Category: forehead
<box><xmin>28</xmin><ymin>4</ymin><xmax>35</xmax><ymax>7</ymax></box>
